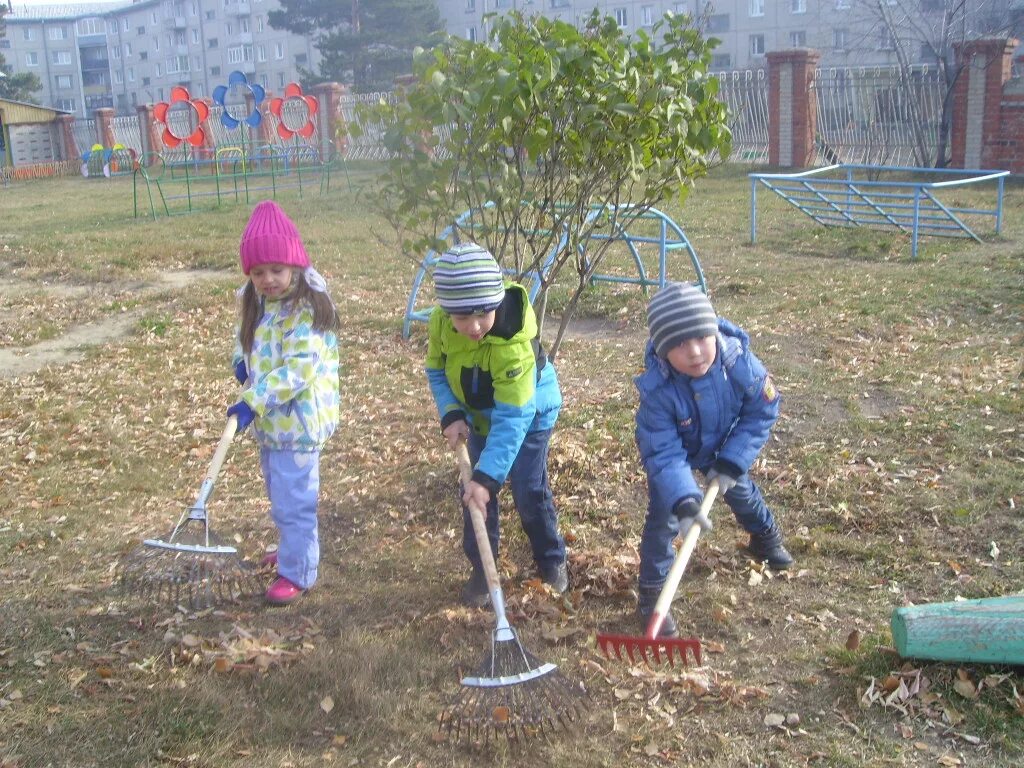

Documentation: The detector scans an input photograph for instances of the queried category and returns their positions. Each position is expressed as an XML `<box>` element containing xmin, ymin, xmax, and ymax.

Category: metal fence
<box><xmin>111</xmin><ymin>115</ymin><xmax>143</xmax><ymax>154</ymax></box>
<box><xmin>812</xmin><ymin>64</ymin><xmax>947</xmax><ymax>167</ymax></box>
<box><xmin>339</xmin><ymin>91</ymin><xmax>400</xmax><ymax>160</ymax></box>
<box><xmin>71</xmin><ymin>119</ymin><xmax>97</xmax><ymax>157</ymax></box>
<box><xmin>716</xmin><ymin>68</ymin><xmax>770</xmax><ymax>164</ymax></box>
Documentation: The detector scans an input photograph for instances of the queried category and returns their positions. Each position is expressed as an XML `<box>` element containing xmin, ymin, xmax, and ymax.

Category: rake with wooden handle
<box><xmin>117</xmin><ymin>415</ymin><xmax>262</xmax><ymax>609</ymax></box>
<box><xmin>438</xmin><ymin>440</ymin><xmax>587</xmax><ymax>744</ymax></box>
<box><xmin>596</xmin><ymin>478</ymin><xmax>721</xmax><ymax>666</ymax></box>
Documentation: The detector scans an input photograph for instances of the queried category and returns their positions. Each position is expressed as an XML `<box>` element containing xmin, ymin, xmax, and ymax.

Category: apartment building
<box><xmin>2</xmin><ymin>0</ymin><xmax>319</xmax><ymax>117</ymax></box>
<box><xmin>435</xmin><ymin>0</ymin><xmax>1023</xmax><ymax>70</ymax></box>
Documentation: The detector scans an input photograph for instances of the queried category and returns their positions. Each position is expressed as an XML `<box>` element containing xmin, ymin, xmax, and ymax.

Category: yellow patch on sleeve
<box><xmin>762</xmin><ymin>376</ymin><xmax>778</xmax><ymax>403</ymax></box>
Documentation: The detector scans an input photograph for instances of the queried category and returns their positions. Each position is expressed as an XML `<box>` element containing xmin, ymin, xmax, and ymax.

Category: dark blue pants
<box><xmin>638</xmin><ymin>471</ymin><xmax>775</xmax><ymax>588</ymax></box>
<box><xmin>462</xmin><ymin>429</ymin><xmax>566</xmax><ymax>572</ymax></box>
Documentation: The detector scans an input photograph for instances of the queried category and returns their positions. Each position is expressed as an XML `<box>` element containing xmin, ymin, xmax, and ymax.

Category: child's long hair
<box><xmin>239</xmin><ymin>271</ymin><xmax>340</xmax><ymax>353</ymax></box>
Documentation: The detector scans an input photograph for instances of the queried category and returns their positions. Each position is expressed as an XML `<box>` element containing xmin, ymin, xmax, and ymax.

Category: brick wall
<box><xmin>951</xmin><ymin>38</ymin><xmax>1022</xmax><ymax>173</ymax></box>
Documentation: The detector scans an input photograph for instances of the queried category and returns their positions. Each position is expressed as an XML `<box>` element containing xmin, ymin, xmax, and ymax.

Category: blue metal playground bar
<box><xmin>402</xmin><ymin>203</ymin><xmax>705</xmax><ymax>339</ymax></box>
<box><xmin>749</xmin><ymin>164</ymin><xmax>1009</xmax><ymax>259</ymax></box>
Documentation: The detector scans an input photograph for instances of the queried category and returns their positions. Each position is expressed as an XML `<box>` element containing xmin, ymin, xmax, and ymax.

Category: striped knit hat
<box><xmin>433</xmin><ymin>242</ymin><xmax>506</xmax><ymax>314</ymax></box>
<box><xmin>647</xmin><ymin>282</ymin><xmax>718</xmax><ymax>359</ymax></box>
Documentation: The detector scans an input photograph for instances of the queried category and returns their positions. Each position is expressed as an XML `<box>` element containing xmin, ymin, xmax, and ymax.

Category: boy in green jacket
<box><xmin>425</xmin><ymin>243</ymin><xmax>568</xmax><ymax>606</ymax></box>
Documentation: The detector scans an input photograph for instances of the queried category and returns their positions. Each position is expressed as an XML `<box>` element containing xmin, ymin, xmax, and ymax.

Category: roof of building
<box><xmin>0</xmin><ymin>97</ymin><xmax>71</xmax><ymax>123</ymax></box>
<box><xmin>4</xmin><ymin>2</ymin><xmax>134</xmax><ymax>21</ymax></box>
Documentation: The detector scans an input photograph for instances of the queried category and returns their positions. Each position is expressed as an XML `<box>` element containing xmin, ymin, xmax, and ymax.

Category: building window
<box><xmin>275</xmin><ymin>42</ymin><xmax>284</xmax><ymax>59</ymax></box>
<box><xmin>750</xmin><ymin>34</ymin><xmax>765</xmax><ymax>55</ymax></box>
<box><xmin>791</xmin><ymin>0</ymin><xmax>806</xmax><ymax>13</ymax></box>
<box><xmin>142</xmin><ymin>76</ymin><xmax>150</xmax><ymax>86</ymax></box>
<box><xmin>226</xmin><ymin>22</ymin><xmax>233</xmax><ymax>34</ymax></box>
<box><xmin>137</xmin><ymin>26</ymin><xmax>146</xmax><ymax>36</ymax></box>
<box><xmin>77</xmin><ymin>18</ymin><xmax>104</xmax><ymax>35</ymax></box>
<box><xmin>114</xmin><ymin>71</ymin><xmax>124</xmax><ymax>85</ymax></box>
<box><xmin>749</xmin><ymin>0</ymin><xmax>765</xmax><ymax>17</ymax></box>
<box><xmin>208</xmin><ymin>38</ymin><xmax>219</xmax><ymax>48</ymax></box>
<box><xmin>192</xmin><ymin>29</ymin><xmax>199</xmax><ymax>44</ymax></box>
<box><xmin>49</xmin><ymin>26</ymin><xmax>68</xmax><ymax>41</ymax></box>
<box><xmin>227</xmin><ymin>45</ymin><xmax>253</xmax><ymax>64</ymax></box>
<box><xmin>278</xmin><ymin>72</ymin><xmax>285</xmax><ymax>88</ymax></box>
<box><xmin>257</xmin><ymin>44</ymin><xmax>266</xmax><ymax>62</ymax></box>
<box><xmin>549</xmin><ymin>0</ymin><xmax>571</xmax><ymax>8</ymax></box>
<box><xmin>158</xmin><ymin>88</ymin><xmax>164</xmax><ymax>100</ymax></box>
<box><xmin>836</xmin><ymin>0</ymin><xmax>850</xmax><ymax>7</ymax></box>
<box><xmin>123</xmin><ymin>18</ymin><xmax>129</xmax><ymax>32</ymax></box>
<box><xmin>641</xmin><ymin>5</ymin><xmax>654</xmax><ymax>26</ymax></box>
<box><xmin>108</xmin><ymin>20</ymin><xmax>118</xmax><ymax>34</ymax></box>
<box><xmin>467</xmin><ymin>26</ymin><xmax>476</xmax><ymax>41</ymax></box>
<box><xmin>257</xmin><ymin>16</ymin><xmax>263</xmax><ymax>33</ymax></box>
<box><xmin>708</xmin><ymin>14</ymin><xmax>729</xmax><ymax>33</ymax></box>
<box><xmin>711</xmin><ymin>53</ymin><xmax>731</xmax><ymax>69</ymax></box>
<box><xmin>295</xmin><ymin>52</ymin><xmax>307</xmax><ymax>65</ymax></box>
<box><xmin>191</xmin><ymin>1</ymin><xmax>198</xmax><ymax>16</ymax></box>
<box><xmin>26</xmin><ymin>52</ymin><xmax>39</xmax><ymax>67</ymax></box>
<box><xmin>155</xmin><ymin>37</ymin><xmax>160</xmax><ymax>51</ymax></box>
<box><xmin>124</xmin><ymin>42</ymin><xmax>132</xmax><ymax>57</ymax></box>
<box><xmin>22</xmin><ymin>28</ymin><xmax>34</xmax><ymax>41</ymax></box>
<box><xmin>128</xmin><ymin>68</ymin><xmax>135</xmax><ymax>82</ymax></box>
<box><xmin>56</xmin><ymin>74</ymin><xmax>73</xmax><ymax>89</ymax></box>
<box><xmin>790</xmin><ymin>30</ymin><xmax>806</xmax><ymax>46</ymax></box>
<box><xmin>206</xmin><ymin>10</ymin><xmax>216</xmax><ymax>20</ymax></box>
<box><xmin>140</xmin><ymin>51</ymin><xmax>148</xmax><ymax>61</ymax></box>
<box><xmin>466</xmin><ymin>0</ymin><xmax>476</xmax><ymax>10</ymax></box>
<box><xmin>614</xmin><ymin>7</ymin><xmax>628</xmax><ymax>27</ymax></box>
<box><xmin>156</xmin><ymin>63</ymin><xmax>162</xmax><ymax>76</ymax></box>
<box><xmin>52</xmin><ymin>51</ymin><xmax>72</xmax><ymax>65</ymax></box>
<box><xmin>211</xmin><ymin>66</ymin><xmax>221</xmax><ymax>76</ymax></box>
<box><xmin>833</xmin><ymin>28</ymin><xmax>847</xmax><ymax>50</ymax></box>
<box><xmin>260</xmin><ymin>74</ymin><xmax>269</xmax><ymax>88</ymax></box>
<box><xmin>57</xmin><ymin>98</ymin><xmax>76</xmax><ymax>112</ymax></box>
<box><xmin>240</xmin><ymin>18</ymin><xmax>249</xmax><ymax>32</ymax></box>
<box><xmin>112</xmin><ymin>46</ymin><xmax>121</xmax><ymax>60</ymax></box>
<box><xmin>194</xmin><ymin>56</ymin><xmax>202</xmax><ymax>70</ymax></box>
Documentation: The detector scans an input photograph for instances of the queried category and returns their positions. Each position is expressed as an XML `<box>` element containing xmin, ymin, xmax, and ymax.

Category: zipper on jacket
<box><xmin>472</xmin><ymin>366</ymin><xmax>479</xmax><ymax>395</ymax></box>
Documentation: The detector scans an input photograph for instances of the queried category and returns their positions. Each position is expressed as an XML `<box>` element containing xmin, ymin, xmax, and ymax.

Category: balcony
<box><xmin>236</xmin><ymin>31</ymin><xmax>253</xmax><ymax>45</ymax></box>
<box><xmin>165</xmin><ymin>15</ymin><xmax>187</xmax><ymax>29</ymax></box>
<box><xmin>227</xmin><ymin>1</ymin><xmax>251</xmax><ymax>16</ymax></box>
<box><xmin>175</xmin><ymin>43</ymin><xmax>189</xmax><ymax>56</ymax></box>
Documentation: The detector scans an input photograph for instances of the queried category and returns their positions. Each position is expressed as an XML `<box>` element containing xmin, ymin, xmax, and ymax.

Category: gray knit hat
<box><xmin>647</xmin><ymin>282</ymin><xmax>718</xmax><ymax>358</ymax></box>
<box><xmin>433</xmin><ymin>242</ymin><xmax>506</xmax><ymax>314</ymax></box>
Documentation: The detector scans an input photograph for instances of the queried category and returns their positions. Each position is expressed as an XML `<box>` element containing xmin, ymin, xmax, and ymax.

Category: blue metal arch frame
<box><xmin>402</xmin><ymin>203</ymin><xmax>705</xmax><ymax>339</ymax></box>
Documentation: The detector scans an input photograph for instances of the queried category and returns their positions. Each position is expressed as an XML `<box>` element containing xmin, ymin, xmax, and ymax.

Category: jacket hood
<box><xmin>484</xmin><ymin>282</ymin><xmax>536</xmax><ymax>346</ymax></box>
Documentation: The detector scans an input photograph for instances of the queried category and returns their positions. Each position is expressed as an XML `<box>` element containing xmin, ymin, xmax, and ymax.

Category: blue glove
<box><xmin>233</xmin><ymin>360</ymin><xmax>248</xmax><ymax>385</ymax></box>
<box><xmin>673</xmin><ymin>497</ymin><xmax>712</xmax><ymax>534</ymax></box>
<box><xmin>227</xmin><ymin>401</ymin><xmax>255</xmax><ymax>433</ymax></box>
<box><xmin>708</xmin><ymin>461</ymin><xmax>740</xmax><ymax>494</ymax></box>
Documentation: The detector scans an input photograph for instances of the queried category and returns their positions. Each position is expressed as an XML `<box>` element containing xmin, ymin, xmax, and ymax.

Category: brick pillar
<box><xmin>951</xmin><ymin>38</ymin><xmax>1018</xmax><ymax>169</ymax></box>
<box><xmin>55</xmin><ymin>114</ymin><xmax>78</xmax><ymax>161</ymax></box>
<box><xmin>767</xmin><ymin>49</ymin><xmax>820</xmax><ymax>168</ymax></box>
<box><xmin>310</xmin><ymin>81</ymin><xmax>347</xmax><ymax>159</ymax></box>
<box><xmin>137</xmin><ymin>103</ymin><xmax>162</xmax><ymax>165</ymax></box>
<box><xmin>94</xmin><ymin>107</ymin><xmax>116</xmax><ymax>148</ymax></box>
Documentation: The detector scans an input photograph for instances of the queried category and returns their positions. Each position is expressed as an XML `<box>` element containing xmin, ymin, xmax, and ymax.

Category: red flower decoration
<box><xmin>269</xmin><ymin>83</ymin><xmax>319</xmax><ymax>140</ymax></box>
<box><xmin>152</xmin><ymin>86</ymin><xmax>210</xmax><ymax>148</ymax></box>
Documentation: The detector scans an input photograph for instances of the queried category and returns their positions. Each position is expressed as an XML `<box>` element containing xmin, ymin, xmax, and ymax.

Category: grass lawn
<box><xmin>0</xmin><ymin>164</ymin><xmax>1022</xmax><ymax>767</ymax></box>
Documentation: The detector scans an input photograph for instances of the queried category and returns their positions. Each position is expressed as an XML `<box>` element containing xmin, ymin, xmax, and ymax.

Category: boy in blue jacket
<box><xmin>634</xmin><ymin>282</ymin><xmax>792</xmax><ymax>637</ymax></box>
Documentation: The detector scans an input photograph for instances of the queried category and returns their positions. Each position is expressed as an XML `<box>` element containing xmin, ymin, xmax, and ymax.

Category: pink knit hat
<box><xmin>239</xmin><ymin>201</ymin><xmax>310</xmax><ymax>275</ymax></box>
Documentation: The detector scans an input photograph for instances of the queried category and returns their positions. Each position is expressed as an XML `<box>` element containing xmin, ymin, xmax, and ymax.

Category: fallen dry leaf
<box><xmin>320</xmin><ymin>695</ymin><xmax>334</xmax><ymax>714</ymax></box>
<box><xmin>845</xmin><ymin>629</ymin><xmax>861</xmax><ymax>651</ymax></box>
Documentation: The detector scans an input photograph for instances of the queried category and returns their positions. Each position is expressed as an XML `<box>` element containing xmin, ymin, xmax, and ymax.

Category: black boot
<box><xmin>747</xmin><ymin>522</ymin><xmax>794</xmax><ymax>570</ymax></box>
<box><xmin>636</xmin><ymin>585</ymin><xmax>678</xmax><ymax>638</ymax></box>
<box><xmin>460</xmin><ymin>569</ymin><xmax>490</xmax><ymax>608</ymax></box>
<box><xmin>538</xmin><ymin>561</ymin><xmax>569</xmax><ymax>595</ymax></box>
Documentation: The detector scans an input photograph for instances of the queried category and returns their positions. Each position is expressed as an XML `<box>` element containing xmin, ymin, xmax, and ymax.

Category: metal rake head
<box><xmin>596</xmin><ymin>632</ymin><xmax>702</xmax><ymax>666</ymax></box>
<box><xmin>440</xmin><ymin>634</ymin><xmax>589</xmax><ymax>744</ymax></box>
<box><xmin>117</xmin><ymin>532</ymin><xmax>264</xmax><ymax>610</ymax></box>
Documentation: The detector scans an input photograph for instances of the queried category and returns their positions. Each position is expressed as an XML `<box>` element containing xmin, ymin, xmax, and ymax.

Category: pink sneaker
<box><xmin>265</xmin><ymin>576</ymin><xmax>305</xmax><ymax>605</ymax></box>
<box><xmin>259</xmin><ymin>550</ymin><xmax>278</xmax><ymax>568</ymax></box>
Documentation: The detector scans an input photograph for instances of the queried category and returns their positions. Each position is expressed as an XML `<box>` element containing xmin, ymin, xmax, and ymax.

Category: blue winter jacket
<box><xmin>635</xmin><ymin>317</ymin><xmax>780</xmax><ymax>513</ymax></box>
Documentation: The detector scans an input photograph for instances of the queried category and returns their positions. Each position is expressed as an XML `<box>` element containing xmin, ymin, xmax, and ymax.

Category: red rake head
<box><xmin>596</xmin><ymin>633</ymin><xmax>702</xmax><ymax>666</ymax></box>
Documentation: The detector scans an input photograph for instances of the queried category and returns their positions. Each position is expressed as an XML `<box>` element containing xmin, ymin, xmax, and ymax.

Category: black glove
<box><xmin>673</xmin><ymin>497</ymin><xmax>712</xmax><ymax>534</ymax></box>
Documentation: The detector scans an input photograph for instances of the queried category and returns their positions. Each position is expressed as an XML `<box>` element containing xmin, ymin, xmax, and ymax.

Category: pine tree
<box><xmin>268</xmin><ymin>0</ymin><xmax>445</xmax><ymax>93</ymax></box>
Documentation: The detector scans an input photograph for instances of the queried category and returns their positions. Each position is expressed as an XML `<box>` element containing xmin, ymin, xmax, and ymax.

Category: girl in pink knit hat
<box><xmin>228</xmin><ymin>200</ymin><xmax>341</xmax><ymax>605</ymax></box>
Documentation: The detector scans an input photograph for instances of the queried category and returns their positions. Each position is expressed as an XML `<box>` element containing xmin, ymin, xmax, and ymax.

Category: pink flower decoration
<box><xmin>153</xmin><ymin>86</ymin><xmax>210</xmax><ymax>148</ymax></box>
<box><xmin>269</xmin><ymin>83</ymin><xmax>319</xmax><ymax>141</ymax></box>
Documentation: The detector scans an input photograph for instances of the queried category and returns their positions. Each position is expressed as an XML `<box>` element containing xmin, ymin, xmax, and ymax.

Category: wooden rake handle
<box><xmin>648</xmin><ymin>478</ymin><xmax>721</xmax><ymax>638</ymax></box>
<box><xmin>454</xmin><ymin>440</ymin><xmax>502</xmax><ymax>600</ymax></box>
<box><xmin>206</xmin><ymin>414</ymin><xmax>240</xmax><ymax>487</ymax></box>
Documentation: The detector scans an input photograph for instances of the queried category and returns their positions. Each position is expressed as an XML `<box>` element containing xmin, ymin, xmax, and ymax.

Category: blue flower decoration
<box><xmin>212</xmin><ymin>70</ymin><xmax>266</xmax><ymax>130</ymax></box>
